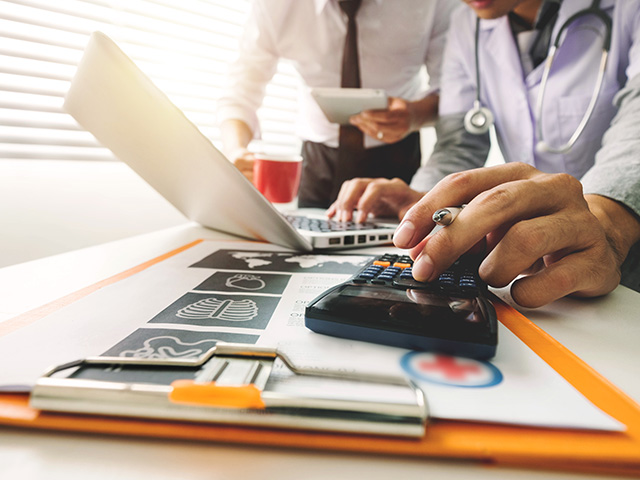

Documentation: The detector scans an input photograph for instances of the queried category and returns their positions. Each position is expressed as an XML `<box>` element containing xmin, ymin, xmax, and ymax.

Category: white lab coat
<box><xmin>439</xmin><ymin>0</ymin><xmax>640</xmax><ymax>180</ymax></box>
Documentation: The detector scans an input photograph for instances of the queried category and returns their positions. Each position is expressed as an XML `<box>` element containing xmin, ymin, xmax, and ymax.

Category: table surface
<box><xmin>0</xmin><ymin>161</ymin><xmax>638</xmax><ymax>480</ymax></box>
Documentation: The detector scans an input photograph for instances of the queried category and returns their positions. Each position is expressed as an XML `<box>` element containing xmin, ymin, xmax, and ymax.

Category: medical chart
<box><xmin>0</xmin><ymin>240</ymin><xmax>622</xmax><ymax>431</ymax></box>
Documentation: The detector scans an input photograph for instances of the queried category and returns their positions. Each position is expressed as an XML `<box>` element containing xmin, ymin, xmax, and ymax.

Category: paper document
<box><xmin>0</xmin><ymin>240</ymin><xmax>623</xmax><ymax>431</ymax></box>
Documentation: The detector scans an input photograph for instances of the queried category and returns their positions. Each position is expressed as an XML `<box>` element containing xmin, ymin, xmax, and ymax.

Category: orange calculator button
<box><xmin>373</xmin><ymin>261</ymin><xmax>391</xmax><ymax>267</ymax></box>
<box><xmin>393</xmin><ymin>262</ymin><xmax>412</xmax><ymax>269</ymax></box>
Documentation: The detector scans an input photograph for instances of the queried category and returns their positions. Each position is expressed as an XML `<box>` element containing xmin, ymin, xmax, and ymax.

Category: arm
<box><xmin>217</xmin><ymin>0</ymin><xmax>279</xmax><ymax>178</ymax></box>
<box><xmin>327</xmin><ymin>112</ymin><xmax>490</xmax><ymax>222</ymax></box>
<box><xmin>220</xmin><ymin>119</ymin><xmax>256</xmax><ymax>181</ymax></box>
<box><xmin>410</xmin><ymin>113</ymin><xmax>490</xmax><ymax>191</ymax></box>
<box><xmin>393</xmin><ymin>163</ymin><xmax>632</xmax><ymax>308</ymax></box>
<box><xmin>581</xmin><ymin>73</ymin><xmax>640</xmax><ymax>290</ymax></box>
<box><xmin>347</xmin><ymin>0</ymin><xmax>458</xmax><ymax>143</ymax></box>
<box><xmin>327</xmin><ymin>4</ymin><xmax>484</xmax><ymax>222</ymax></box>
<box><xmin>391</xmin><ymin>7</ymin><xmax>640</xmax><ymax>308</ymax></box>
<box><xmin>394</xmin><ymin>76</ymin><xmax>640</xmax><ymax>308</ymax></box>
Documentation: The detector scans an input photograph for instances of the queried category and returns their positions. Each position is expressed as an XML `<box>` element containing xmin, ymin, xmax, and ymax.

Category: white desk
<box><xmin>1</xmin><ymin>223</ymin><xmax>639</xmax><ymax>480</ymax></box>
<box><xmin>0</xmin><ymin>161</ymin><xmax>638</xmax><ymax>480</ymax></box>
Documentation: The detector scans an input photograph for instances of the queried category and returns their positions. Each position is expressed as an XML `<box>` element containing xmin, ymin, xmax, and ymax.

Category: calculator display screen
<box><xmin>340</xmin><ymin>286</ymin><xmax>470</xmax><ymax>310</ymax></box>
<box><xmin>310</xmin><ymin>284</ymin><xmax>491</xmax><ymax>343</ymax></box>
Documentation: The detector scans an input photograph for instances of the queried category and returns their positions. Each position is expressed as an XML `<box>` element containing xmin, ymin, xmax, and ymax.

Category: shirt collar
<box><xmin>315</xmin><ymin>0</ymin><xmax>384</xmax><ymax>15</ymax></box>
<box><xmin>314</xmin><ymin>0</ymin><xmax>330</xmax><ymax>14</ymax></box>
<box><xmin>478</xmin><ymin>0</ymin><xmax>616</xmax><ymax>31</ymax></box>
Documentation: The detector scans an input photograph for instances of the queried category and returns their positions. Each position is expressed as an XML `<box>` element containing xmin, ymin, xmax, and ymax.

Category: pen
<box><xmin>432</xmin><ymin>204</ymin><xmax>466</xmax><ymax>226</ymax></box>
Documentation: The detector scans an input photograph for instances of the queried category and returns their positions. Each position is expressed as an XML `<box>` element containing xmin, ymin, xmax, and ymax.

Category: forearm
<box><xmin>581</xmin><ymin>74</ymin><xmax>640</xmax><ymax>272</ymax></box>
<box><xmin>581</xmin><ymin>74</ymin><xmax>640</xmax><ymax>220</ymax></box>
<box><xmin>407</xmin><ymin>92</ymin><xmax>439</xmax><ymax>129</ymax></box>
<box><xmin>220</xmin><ymin>119</ymin><xmax>254</xmax><ymax>158</ymax></box>
<box><xmin>587</xmin><ymin>194</ymin><xmax>640</xmax><ymax>267</ymax></box>
<box><xmin>410</xmin><ymin>112</ymin><xmax>490</xmax><ymax>191</ymax></box>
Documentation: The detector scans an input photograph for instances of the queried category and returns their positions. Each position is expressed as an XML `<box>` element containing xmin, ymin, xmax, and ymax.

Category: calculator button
<box><xmin>393</xmin><ymin>262</ymin><xmax>412</xmax><ymax>269</ymax></box>
<box><xmin>392</xmin><ymin>278</ymin><xmax>432</xmax><ymax>290</ymax></box>
<box><xmin>373</xmin><ymin>260</ymin><xmax>391</xmax><ymax>267</ymax></box>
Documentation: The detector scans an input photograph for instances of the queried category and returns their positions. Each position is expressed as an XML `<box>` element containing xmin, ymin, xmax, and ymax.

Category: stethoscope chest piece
<box><xmin>464</xmin><ymin>100</ymin><xmax>494</xmax><ymax>135</ymax></box>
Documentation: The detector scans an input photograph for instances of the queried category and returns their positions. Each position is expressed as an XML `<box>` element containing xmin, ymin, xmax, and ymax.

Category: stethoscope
<box><xmin>464</xmin><ymin>0</ymin><xmax>612</xmax><ymax>155</ymax></box>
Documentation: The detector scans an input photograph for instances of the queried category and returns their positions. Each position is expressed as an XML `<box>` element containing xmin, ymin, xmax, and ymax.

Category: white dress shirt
<box><xmin>217</xmin><ymin>0</ymin><xmax>457</xmax><ymax>149</ymax></box>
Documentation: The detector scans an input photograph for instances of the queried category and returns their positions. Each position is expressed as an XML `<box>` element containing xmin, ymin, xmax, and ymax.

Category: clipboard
<box><xmin>28</xmin><ymin>342</ymin><xmax>428</xmax><ymax>438</ymax></box>
<box><xmin>0</xmin><ymin>240</ymin><xmax>639</xmax><ymax>476</ymax></box>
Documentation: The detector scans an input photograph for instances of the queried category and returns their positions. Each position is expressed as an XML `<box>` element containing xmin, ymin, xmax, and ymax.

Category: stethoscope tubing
<box><xmin>466</xmin><ymin>0</ymin><xmax>613</xmax><ymax>155</ymax></box>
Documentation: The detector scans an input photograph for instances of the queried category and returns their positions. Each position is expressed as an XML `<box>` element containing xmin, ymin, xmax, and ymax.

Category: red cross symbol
<box><xmin>418</xmin><ymin>355</ymin><xmax>482</xmax><ymax>380</ymax></box>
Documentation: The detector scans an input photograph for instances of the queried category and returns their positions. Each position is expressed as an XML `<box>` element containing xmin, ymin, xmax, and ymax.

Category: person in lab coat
<box><xmin>328</xmin><ymin>0</ymin><xmax>640</xmax><ymax>307</ymax></box>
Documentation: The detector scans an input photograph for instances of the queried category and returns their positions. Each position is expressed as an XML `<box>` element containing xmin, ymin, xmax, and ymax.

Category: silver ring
<box><xmin>376</xmin><ymin>131</ymin><xmax>383</xmax><ymax>140</ymax></box>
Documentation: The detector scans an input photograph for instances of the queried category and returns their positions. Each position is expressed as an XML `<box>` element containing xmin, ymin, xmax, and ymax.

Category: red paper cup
<box><xmin>253</xmin><ymin>154</ymin><xmax>303</xmax><ymax>203</ymax></box>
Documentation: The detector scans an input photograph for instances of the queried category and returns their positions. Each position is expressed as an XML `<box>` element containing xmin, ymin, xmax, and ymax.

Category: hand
<box><xmin>349</xmin><ymin>97</ymin><xmax>417</xmax><ymax>144</ymax></box>
<box><xmin>326</xmin><ymin>177</ymin><xmax>424</xmax><ymax>223</ymax></box>
<box><xmin>393</xmin><ymin>163</ymin><xmax>630</xmax><ymax>308</ymax></box>
<box><xmin>228</xmin><ymin>148</ymin><xmax>256</xmax><ymax>183</ymax></box>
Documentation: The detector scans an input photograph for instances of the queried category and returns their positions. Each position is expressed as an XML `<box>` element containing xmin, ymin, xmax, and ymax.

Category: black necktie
<box><xmin>338</xmin><ymin>0</ymin><xmax>364</xmax><ymax>152</ymax></box>
<box><xmin>530</xmin><ymin>0</ymin><xmax>560</xmax><ymax>68</ymax></box>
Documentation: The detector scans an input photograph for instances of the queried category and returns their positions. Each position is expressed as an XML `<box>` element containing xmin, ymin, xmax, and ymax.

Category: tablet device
<box><xmin>311</xmin><ymin>88</ymin><xmax>387</xmax><ymax>125</ymax></box>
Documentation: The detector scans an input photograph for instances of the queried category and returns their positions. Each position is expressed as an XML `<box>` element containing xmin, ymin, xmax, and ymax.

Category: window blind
<box><xmin>0</xmin><ymin>0</ymin><xmax>301</xmax><ymax>162</ymax></box>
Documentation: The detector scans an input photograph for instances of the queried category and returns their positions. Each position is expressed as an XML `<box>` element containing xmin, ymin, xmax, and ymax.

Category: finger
<box><xmin>359</xmin><ymin>110</ymin><xmax>398</xmax><ymax>123</ymax></box>
<box><xmin>360</xmin><ymin>98</ymin><xmax>407</xmax><ymax>122</ymax></box>
<box><xmin>409</xmin><ymin>236</ymin><xmax>429</xmax><ymax>260</ymax></box>
<box><xmin>396</xmin><ymin>163</ymin><xmax>542</xmax><ymax>249</ymax></box>
<box><xmin>354</xmin><ymin>180</ymin><xmax>390</xmax><ymax>223</ymax></box>
<box><xmin>356</xmin><ymin>178</ymin><xmax>410</xmax><ymax>221</ymax></box>
<box><xmin>479</xmin><ymin>212</ymin><xmax>587</xmax><ymax>287</ymax></box>
<box><xmin>350</xmin><ymin>116</ymin><xmax>383</xmax><ymax>140</ymax></box>
<box><xmin>235</xmin><ymin>156</ymin><xmax>253</xmax><ymax>168</ymax></box>
<box><xmin>326</xmin><ymin>202</ymin><xmax>337</xmax><ymax>218</ymax></box>
<box><xmin>334</xmin><ymin>178</ymin><xmax>373</xmax><ymax>222</ymax></box>
<box><xmin>234</xmin><ymin>158</ymin><xmax>254</xmax><ymax>182</ymax></box>
<box><xmin>406</xmin><ymin>170</ymin><xmax>580</xmax><ymax>282</ymax></box>
<box><xmin>510</xmin><ymin>248</ymin><xmax>619</xmax><ymax>307</ymax></box>
<box><xmin>521</xmin><ymin>257</ymin><xmax>546</xmax><ymax>275</ymax></box>
<box><xmin>351</xmin><ymin>114</ymin><xmax>408</xmax><ymax>143</ymax></box>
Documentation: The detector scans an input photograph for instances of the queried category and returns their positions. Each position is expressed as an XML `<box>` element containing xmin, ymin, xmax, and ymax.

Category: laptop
<box><xmin>64</xmin><ymin>32</ymin><xmax>398</xmax><ymax>252</ymax></box>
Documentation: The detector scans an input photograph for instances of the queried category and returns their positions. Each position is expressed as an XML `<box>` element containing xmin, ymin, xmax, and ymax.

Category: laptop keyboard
<box><xmin>284</xmin><ymin>215</ymin><xmax>389</xmax><ymax>233</ymax></box>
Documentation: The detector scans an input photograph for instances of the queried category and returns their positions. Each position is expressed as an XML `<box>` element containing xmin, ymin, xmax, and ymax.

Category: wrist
<box><xmin>587</xmin><ymin>194</ymin><xmax>640</xmax><ymax>265</ymax></box>
<box><xmin>406</xmin><ymin>101</ymin><xmax>420</xmax><ymax>133</ymax></box>
<box><xmin>408</xmin><ymin>94</ymin><xmax>439</xmax><ymax>130</ymax></box>
<box><xmin>226</xmin><ymin>146</ymin><xmax>250</xmax><ymax>161</ymax></box>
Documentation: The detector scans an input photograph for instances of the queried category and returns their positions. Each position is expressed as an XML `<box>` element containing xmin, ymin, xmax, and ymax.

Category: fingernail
<box><xmin>412</xmin><ymin>254</ymin><xmax>434</xmax><ymax>282</ymax></box>
<box><xmin>393</xmin><ymin>220</ymin><xmax>415</xmax><ymax>246</ymax></box>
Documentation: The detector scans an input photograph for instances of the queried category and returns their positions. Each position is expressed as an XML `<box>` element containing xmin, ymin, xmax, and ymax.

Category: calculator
<box><xmin>304</xmin><ymin>253</ymin><xmax>498</xmax><ymax>359</ymax></box>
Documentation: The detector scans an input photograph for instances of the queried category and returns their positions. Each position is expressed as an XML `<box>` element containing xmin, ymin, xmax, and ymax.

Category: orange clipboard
<box><xmin>1</xmin><ymin>239</ymin><xmax>639</xmax><ymax>477</ymax></box>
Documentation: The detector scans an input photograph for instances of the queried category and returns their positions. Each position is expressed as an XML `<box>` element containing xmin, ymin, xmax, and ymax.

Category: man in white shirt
<box><xmin>217</xmin><ymin>0</ymin><xmax>457</xmax><ymax>208</ymax></box>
